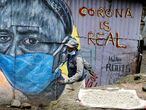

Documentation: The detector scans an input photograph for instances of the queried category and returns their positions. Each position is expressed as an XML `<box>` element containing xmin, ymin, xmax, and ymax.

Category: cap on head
<box><xmin>65</xmin><ymin>38</ymin><xmax>79</xmax><ymax>48</ymax></box>
<box><xmin>46</xmin><ymin>0</ymin><xmax>73</xmax><ymax>35</ymax></box>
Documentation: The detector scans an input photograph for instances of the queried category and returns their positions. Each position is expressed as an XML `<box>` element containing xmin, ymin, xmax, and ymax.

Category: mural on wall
<box><xmin>68</xmin><ymin>0</ymin><xmax>142</xmax><ymax>86</ymax></box>
<box><xmin>0</xmin><ymin>0</ymin><xmax>143</xmax><ymax>106</ymax></box>
<box><xmin>0</xmin><ymin>0</ymin><xmax>74</xmax><ymax>105</ymax></box>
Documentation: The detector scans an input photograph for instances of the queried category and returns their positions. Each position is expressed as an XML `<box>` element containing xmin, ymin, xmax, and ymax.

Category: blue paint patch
<box><xmin>0</xmin><ymin>53</ymin><xmax>60</xmax><ymax>94</ymax></box>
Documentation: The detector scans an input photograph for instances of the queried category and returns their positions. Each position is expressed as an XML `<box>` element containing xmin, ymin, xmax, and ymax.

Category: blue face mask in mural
<box><xmin>0</xmin><ymin>53</ymin><xmax>61</xmax><ymax>95</ymax></box>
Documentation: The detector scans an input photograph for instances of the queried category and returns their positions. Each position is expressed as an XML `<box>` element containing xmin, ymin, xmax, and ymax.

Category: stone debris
<box><xmin>134</xmin><ymin>74</ymin><xmax>141</xmax><ymax>80</ymax></box>
<box><xmin>78</xmin><ymin>88</ymin><xmax>146</xmax><ymax>109</ymax></box>
<box><xmin>14</xmin><ymin>90</ymin><xmax>28</xmax><ymax>103</ymax></box>
<box><xmin>21</xmin><ymin>102</ymin><xmax>31</xmax><ymax>109</ymax></box>
<box><xmin>11</xmin><ymin>99</ymin><xmax>21</xmax><ymax>107</ymax></box>
<box><xmin>142</xmin><ymin>84</ymin><xmax>146</xmax><ymax>92</ymax></box>
<box><xmin>0</xmin><ymin>87</ymin><xmax>13</xmax><ymax>105</ymax></box>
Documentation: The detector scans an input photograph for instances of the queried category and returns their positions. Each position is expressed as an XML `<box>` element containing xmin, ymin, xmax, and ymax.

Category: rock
<box><xmin>21</xmin><ymin>102</ymin><xmax>31</xmax><ymax>109</ymax></box>
<box><xmin>134</xmin><ymin>75</ymin><xmax>141</xmax><ymax>80</ymax></box>
<box><xmin>142</xmin><ymin>85</ymin><xmax>146</xmax><ymax>92</ymax></box>
<box><xmin>0</xmin><ymin>87</ymin><xmax>13</xmax><ymax>105</ymax></box>
<box><xmin>31</xmin><ymin>106</ymin><xmax>39</xmax><ymax>110</ymax></box>
<box><xmin>11</xmin><ymin>99</ymin><xmax>21</xmax><ymax>107</ymax></box>
<box><xmin>14</xmin><ymin>90</ymin><xmax>28</xmax><ymax>103</ymax></box>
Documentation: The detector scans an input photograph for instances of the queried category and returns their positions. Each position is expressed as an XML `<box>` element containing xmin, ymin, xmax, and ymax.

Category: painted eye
<box><xmin>23</xmin><ymin>38</ymin><xmax>39</xmax><ymax>45</ymax></box>
<box><xmin>0</xmin><ymin>35</ymin><xmax>11</xmax><ymax>43</ymax></box>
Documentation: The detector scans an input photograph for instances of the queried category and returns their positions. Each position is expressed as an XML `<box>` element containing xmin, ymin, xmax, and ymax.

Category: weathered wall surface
<box><xmin>66</xmin><ymin>0</ymin><xmax>142</xmax><ymax>86</ymax></box>
<box><xmin>0</xmin><ymin>0</ymin><xmax>69</xmax><ymax>106</ymax></box>
<box><xmin>0</xmin><ymin>0</ymin><xmax>143</xmax><ymax>107</ymax></box>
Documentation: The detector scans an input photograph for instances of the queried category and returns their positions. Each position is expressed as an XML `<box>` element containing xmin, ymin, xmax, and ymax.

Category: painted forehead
<box><xmin>0</xmin><ymin>0</ymin><xmax>65</xmax><ymax>42</ymax></box>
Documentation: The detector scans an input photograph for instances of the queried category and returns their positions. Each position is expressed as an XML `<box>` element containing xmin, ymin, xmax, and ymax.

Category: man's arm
<box><xmin>83</xmin><ymin>58</ymin><xmax>94</xmax><ymax>75</ymax></box>
<box><xmin>83</xmin><ymin>58</ymin><xmax>97</xmax><ymax>81</ymax></box>
<box><xmin>64</xmin><ymin>57</ymin><xmax>84</xmax><ymax>84</ymax></box>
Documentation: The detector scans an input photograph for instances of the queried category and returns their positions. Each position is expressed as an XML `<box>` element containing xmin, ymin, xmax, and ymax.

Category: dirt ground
<box><xmin>48</xmin><ymin>75</ymin><xmax>146</xmax><ymax>110</ymax></box>
<box><xmin>0</xmin><ymin>80</ymin><xmax>145</xmax><ymax>110</ymax></box>
<box><xmin>1</xmin><ymin>50</ymin><xmax>146</xmax><ymax>110</ymax></box>
<box><xmin>1</xmin><ymin>74</ymin><xmax>146</xmax><ymax>110</ymax></box>
<box><xmin>46</xmin><ymin>51</ymin><xmax>146</xmax><ymax>110</ymax></box>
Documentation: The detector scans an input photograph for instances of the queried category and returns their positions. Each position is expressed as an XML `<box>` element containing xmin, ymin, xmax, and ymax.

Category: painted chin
<box><xmin>27</xmin><ymin>76</ymin><xmax>65</xmax><ymax>105</ymax></box>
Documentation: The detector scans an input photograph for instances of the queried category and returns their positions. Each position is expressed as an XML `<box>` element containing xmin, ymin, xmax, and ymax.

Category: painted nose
<box><xmin>6</xmin><ymin>45</ymin><xmax>24</xmax><ymax>57</ymax></box>
<box><xmin>5</xmin><ymin>39</ymin><xmax>24</xmax><ymax>57</ymax></box>
<box><xmin>5</xmin><ymin>44</ymin><xmax>16</xmax><ymax>57</ymax></box>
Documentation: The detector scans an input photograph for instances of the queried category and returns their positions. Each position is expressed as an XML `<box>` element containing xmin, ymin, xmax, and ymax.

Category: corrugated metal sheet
<box><xmin>66</xmin><ymin>0</ymin><xmax>142</xmax><ymax>86</ymax></box>
<box><xmin>70</xmin><ymin>0</ymin><xmax>142</xmax><ymax>39</ymax></box>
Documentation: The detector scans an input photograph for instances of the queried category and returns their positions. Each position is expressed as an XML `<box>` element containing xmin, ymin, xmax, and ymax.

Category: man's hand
<box><xmin>57</xmin><ymin>74</ymin><xmax>69</xmax><ymax>84</ymax></box>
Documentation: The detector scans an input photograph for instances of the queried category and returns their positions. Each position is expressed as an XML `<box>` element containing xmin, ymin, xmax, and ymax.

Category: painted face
<box><xmin>0</xmin><ymin>0</ymin><xmax>66</xmax><ymax>98</ymax></box>
<box><xmin>0</xmin><ymin>0</ymin><xmax>65</xmax><ymax>62</ymax></box>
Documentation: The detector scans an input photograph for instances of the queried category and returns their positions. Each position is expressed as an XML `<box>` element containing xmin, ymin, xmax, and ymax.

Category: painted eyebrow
<box><xmin>16</xmin><ymin>26</ymin><xmax>39</xmax><ymax>34</ymax></box>
<box><xmin>0</xmin><ymin>29</ymin><xmax>12</xmax><ymax>35</ymax></box>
